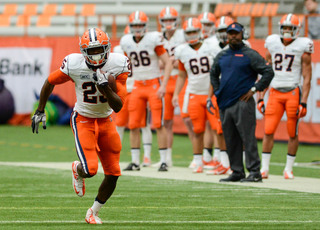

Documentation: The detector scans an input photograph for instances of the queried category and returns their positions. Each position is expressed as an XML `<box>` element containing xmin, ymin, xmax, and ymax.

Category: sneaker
<box><xmin>240</xmin><ymin>173</ymin><xmax>263</xmax><ymax>182</ymax></box>
<box><xmin>158</xmin><ymin>162</ymin><xmax>168</xmax><ymax>172</ymax></box>
<box><xmin>123</xmin><ymin>163</ymin><xmax>140</xmax><ymax>171</ymax></box>
<box><xmin>203</xmin><ymin>160</ymin><xmax>221</xmax><ymax>170</ymax></box>
<box><xmin>192</xmin><ymin>165</ymin><xmax>203</xmax><ymax>173</ymax></box>
<box><xmin>188</xmin><ymin>160</ymin><xmax>196</xmax><ymax>169</ymax></box>
<box><xmin>219</xmin><ymin>173</ymin><xmax>245</xmax><ymax>182</ymax></box>
<box><xmin>261</xmin><ymin>170</ymin><xmax>269</xmax><ymax>179</ymax></box>
<box><xmin>284</xmin><ymin>170</ymin><xmax>294</xmax><ymax>179</ymax></box>
<box><xmin>142</xmin><ymin>157</ymin><xmax>151</xmax><ymax>167</ymax></box>
<box><xmin>72</xmin><ymin>161</ymin><xmax>85</xmax><ymax>197</ymax></box>
<box><xmin>206</xmin><ymin>165</ymin><xmax>230</xmax><ymax>175</ymax></box>
<box><xmin>85</xmin><ymin>208</ymin><xmax>102</xmax><ymax>224</ymax></box>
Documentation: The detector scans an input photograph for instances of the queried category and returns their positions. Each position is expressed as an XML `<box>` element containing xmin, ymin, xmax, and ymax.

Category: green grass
<box><xmin>0</xmin><ymin>125</ymin><xmax>320</xmax><ymax>229</ymax></box>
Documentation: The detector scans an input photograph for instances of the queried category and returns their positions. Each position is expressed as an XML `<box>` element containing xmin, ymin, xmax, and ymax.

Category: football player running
<box><xmin>258</xmin><ymin>14</ymin><xmax>313</xmax><ymax>179</ymax></box>
<box><xmin>113</xmin><ymin>26</ymin><xmax>153</xmax><ymax>167</ymax></box>
<box><xmin>31</xmin><ymin>28</ymin><xmax>130</xmax><ymax>224</ymax></box>
<box><xmin>121</xmin><ymin>11</ymin><xmax>173</xmax><ymax>172</ymax></box>
<box><xmin>173</xmin><ymin>18</ymin><xmax>220</xmax><ymax>173</ymax></box>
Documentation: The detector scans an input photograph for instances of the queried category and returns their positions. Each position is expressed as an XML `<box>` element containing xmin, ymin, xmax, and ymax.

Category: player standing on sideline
<box><xmin>31</xmin><ymin>28</ymin><xmax>130</xmax><ymax>224</ymax></box>
<box><xmin>113</xmin><ymin>26</ymin><xmax>153</xmax><ymax>167</ymax></box>
<box><xmin>173</xmin><ymin>18</ymin><xmax>220</xmax><ymax>173</ymax></box>
<box><xmin>205</xmin><ymin>16</ymin><xmax>234</xmax><ymax>175</ymax></box>
<box><xmin>154</xmin><ymin>6</ymin><xmax>187</xmax><ymax>167</ymax></box>
<box><xmin>121</xmin><ymin>11</ymin><xmax>173</xmax><ymax>171</ymax></box>
<box><xmin>258</xmin><ymin>14</ymin><xmax>313</xmax><ymax>179</ymax></box>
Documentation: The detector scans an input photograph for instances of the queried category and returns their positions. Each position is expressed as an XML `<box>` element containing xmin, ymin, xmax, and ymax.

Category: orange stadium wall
<box><xmin>0</xmin><ymin>37</ymin><xmax>319</xmax><ymax>144</ymax></box>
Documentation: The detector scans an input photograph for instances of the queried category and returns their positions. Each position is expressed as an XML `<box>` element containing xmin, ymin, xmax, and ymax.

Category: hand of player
<box><xmin>297</xmin><ymin>103</ymin><xmax>307</xmax><ymax>118</ymax></box>
<box><xmin>31</xmin><ymin>110</ymin><xmax>46</xmax><ymax>134</ymax></box>
<box><xmin>157</xmin><ymin>85</ymin><xmax>166</xmax><ymax>98</ymax></box>
<box><xmin>206</xmin><ymin>98</ymin><xmax>215</xmax><ymax>115</ymax></box>
<box><xmin>94</xmin><ymin>69</ymin><xmax>110</xmax><ymax>86</ymax></box>
<box><xmin>172</xmin><ymin>95</ymin><xmax>179</xmax><ymax>107</ymax></box>
<box><xmin>257</xmin><ymin>99</ymin><xmax>265</xmax><ymax>115</ymax></box>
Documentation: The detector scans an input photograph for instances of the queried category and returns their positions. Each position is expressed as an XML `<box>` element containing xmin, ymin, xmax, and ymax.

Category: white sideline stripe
<box><xmin>0</xmin><ymin>220</ymin><xmax>319</xmax><ymax>224</ymax></box>
<box><xmin>0</xmin><ymin>162</ymin><xmax>320</xmax><ymax>194</ymax></box>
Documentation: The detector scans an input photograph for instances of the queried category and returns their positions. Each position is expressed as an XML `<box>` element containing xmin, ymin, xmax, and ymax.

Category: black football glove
<box><xmin>31</xmin><ymin>110</ymin><xmax>46</xmax><ymax>134</ymax></box>
<box><xmin>206</xmin><ymin>98</ymin><xmax>215</xmax><ymax>115</ymax></box>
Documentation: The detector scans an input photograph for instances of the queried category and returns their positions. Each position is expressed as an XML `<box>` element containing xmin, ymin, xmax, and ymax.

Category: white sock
<box><xmin>285</xmin><ymin>154</ymin><xmax>296</xmax><ymax>172</ymax></box>
<box><xmin>141</xmin><ymin>126</ymin><xmax>152</xmax><ymax>143</ymax></box>
<box><xmin>243</xmin><ymin>150</ymin><xmax>246</xmax><ymax>164</ymax></box>
<box><xmin>193</xmin><ymin>154</ymin><xmax>203</xmax><ymax>166</ymax></box>
<box><xmin>116</xmin><ymin>126</ymin><xmax>125</xmax><ymax>142</ymax></box>
<box><xmin>261</xmin><ymin>152</ymin><xmax>272</xmax><ymax>171</ymax></box>
<box><xmin>220</xmin><ymin>151</ymin><xmax>230</xmax><ymax>168</ymax></box>
<box><xmin>203</xmin><ymin>148</ymin><xmax>212</xmax><ymax>162</ymax></box>
<box><xmin>159</xmin><ymin>149</ymin><xmax>167</xmax><ymax>163</ymax></box>
<box><xmin>166</xmin><ymin>148</ymin><xmax>172</xmax><ymax>162</ymax></box>
<box><xmin>131</xmin><ymin>148</ymin><xmax>140</xmax><ymax>165</ymax></box>
<box><xmin>143</xmin><ymin>144</ymin><xmax>151</xmax><ymax>159</ymax></box>
<box><xmin>213</xmin><ymin>148</ymin><xmax>220</xmax><ymax>161</ymax></box>
<box><xmin>91</xmin><ymin>199</ymin><xmax>104</xmax><ymax>214</ymax></box>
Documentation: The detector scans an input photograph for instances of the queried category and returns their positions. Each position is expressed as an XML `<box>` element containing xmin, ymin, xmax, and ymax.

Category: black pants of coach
<box><xmin>219</xmin><ymin>97</ymin><xmax>261</xmax><ymax>177</ymax></box>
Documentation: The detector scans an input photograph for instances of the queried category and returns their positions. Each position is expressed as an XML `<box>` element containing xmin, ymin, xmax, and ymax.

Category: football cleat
<box><xmin>284</xmin><ymin>170</ymin><xmax>294</xmax><ymax>179</ymax></box>
<box><xmin>203</xmin><ymin>160</ymin><xmax>221</xmax><ymax>170</ymax></box>
<box><xmin>158</xmin><ymin>162</ymin><xmax>168</xmax><ymax>172</ymax></box>
<box><xmin>188</xmin><ymin>159</ymin><xmax>196</xmax><ymax>169</ymax></box>
<box><xmin>142</xmin><ymin>157</ymin><xmax>151</xmax><ymax>167</ymax></box>
<box><xmin>261</xmin><ymin>170</ymin><xmax>269</xmax><ymax>179</ymax></box>
<box><xmin>72</xmin><ymin>161</ymin><xmax>85</xmax><ymax>197</ymax></box>
<box><xmin>123</xmin><ymin>163</ymin><xmax>140</xmax><ymax>171</ymax></box>
<box><xmin>192</xmin><ymin>165</ymin><xmax>203</xmax><ymax>173</ymax></box>
<box><xmin>206</xmin><ymin>165</ymin><xmax>230</xmax><ymax>175</ymax></box>
<box><xmin>85</xmin><ymin>208</ymin><xmax>102</xmax><ymax>224</ymax></box>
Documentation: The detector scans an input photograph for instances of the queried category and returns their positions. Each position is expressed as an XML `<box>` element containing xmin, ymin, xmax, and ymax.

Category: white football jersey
<box><xmin>265</xmin><ymin>34</ymin><xmax>314</xmax><ymax>89</ymax></box>
<box><xmin>113</xmin><ymin>45</ymin><xmax>134</xmax><ymax>93</ymax></box>
<box><xmin>60</xmin><ymin>53</ymin><xmax>130</xmax><ymax>118</ymax></box>
<box><xmin>163</xmin><ymin>29</ymin><xmax>185</xmax><ymax>76</ymax></box>
<box><xmin>120</xmin><ymin>31</ymin><xmax>164</xmax><ymax>80</ymax></box>
<box><xmin>204</xmin><ymin>35</ymin><xmax>219</xmax><ymax>47</ymax></box>
<box><xmin>175</xmin><ymin>42</ymin><xmax>220</xmax><ymax>95</ymax></box>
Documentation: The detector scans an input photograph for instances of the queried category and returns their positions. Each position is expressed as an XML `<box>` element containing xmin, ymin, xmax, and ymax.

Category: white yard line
<box><xmin>0</xmin><ymin>162</ymin><xmax>319</xmax><ymax>194</ymax></box>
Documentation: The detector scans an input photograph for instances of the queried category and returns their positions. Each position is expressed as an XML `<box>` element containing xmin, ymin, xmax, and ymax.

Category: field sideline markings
<box><xmin>0</xmin><ymin>220</ymin><xmax>319</xmax><ymax>224</ymax></box>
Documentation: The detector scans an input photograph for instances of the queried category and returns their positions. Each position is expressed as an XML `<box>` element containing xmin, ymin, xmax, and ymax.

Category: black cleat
<box><xmin>123</xmin><ymin>163</ymin><xmax>140</xmax><ymax>171</ymax></box>
<box><xmin>158</xmin><ymin>163</ymin><xmax>168</xmax><ymax>172</ymax></box>
<box><xmin>219</xmin><ymin>173</ymin><xmax>245</xmax><ymax>182</ymax></box>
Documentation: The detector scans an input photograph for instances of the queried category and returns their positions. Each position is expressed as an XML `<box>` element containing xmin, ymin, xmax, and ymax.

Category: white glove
<box><xmin>31</xmin><ymin>110</ymin><xmax>46</xmax><ymax>134</ymax></box>
<box><xmin>94</xmin><ymin>69</ymin><xmax>110</xmax><ymax>86</ymax></box>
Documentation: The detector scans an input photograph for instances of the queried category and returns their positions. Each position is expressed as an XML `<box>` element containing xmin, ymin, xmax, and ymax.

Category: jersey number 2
<box><xmin>274</xmin><ymin>53</ymin><xmax>295</xmax><ymax>72</ymax></box>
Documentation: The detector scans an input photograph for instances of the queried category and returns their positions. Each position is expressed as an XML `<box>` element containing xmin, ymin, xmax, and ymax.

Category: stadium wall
<box><xmin>0</xmin><ymin>37</ymin><xmax>319</xmax><ymax>143</ymax></box>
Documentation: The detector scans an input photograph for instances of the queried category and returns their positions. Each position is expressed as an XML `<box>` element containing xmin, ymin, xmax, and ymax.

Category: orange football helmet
<box><xmin>215</xmin><ymin>16</ymin><xmax>234</xmax><ymax>43</ymax></box>
<box><xmin>279</xmin><ymin>14</ymin><xmax>301</xmax><ymax>41</ymax></box>
<box><xmin>159</xmin><ymin>6</ymin><xmax>179</xmax><ymax>31</ymax></box>
<box><xmin>198</xmin><ymin>12</ymin><xmax>216</xmax><ymax>38</ymax></box>
<box><xmin>128</xmin><ymin>11</ymin><xmax>148</xmax><ymax>37</ymax></box>
<box><xmin>182</xmin><ymin>18</ymin><xmax>202</xmax><ymax>45</ymax></box>
<box><xmin>79</xmin><ymin>28</ymin><xmax>111</xmax><ymax>67</ymax></box>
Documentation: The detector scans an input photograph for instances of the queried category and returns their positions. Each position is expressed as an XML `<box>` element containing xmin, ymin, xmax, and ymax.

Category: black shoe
<box><xmin>240</xmin><ymin>173</ymin><xmax>262</xmax><ymax>182</ymax></box>
<box><xmin>158</xmin><ymin>163</ymin><xmax>168</xmax><ymax>172</ymax></box>
<box><xmin>123</xmin><ymin>163</ymin><xmax>140</xmax><ymax>171</ymax></box>
<box><xmin>219</xmin><ymin>173</ymin><xmax>245</xmax><ymax>182</ymax></box>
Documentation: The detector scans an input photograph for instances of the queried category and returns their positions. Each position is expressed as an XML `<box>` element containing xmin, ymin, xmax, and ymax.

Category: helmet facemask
<box><xmin>130</xmin><ymin>23</ymin><xmax>147</xmax><ymax>37</ymax></box>
<box><xmin>280</xmin><ymin>25</ymin><xmax>299</xmax><ymax>41</ymax></box>
<box><xmin>81</xmin><ymin>42</ymin><xmax>111</xmax><ymax>67</ymax></box>
<box><xmin>201</xmin><ymin>22</ymin><xmax>215</xmax><ymax>39</ymax></box>
<box><xmin>160</xmin><ymin>18</ymin><xmax>178</xmax><ymax>31</ymax></box>
<box><xmin>216</xmin><ymin>28</ymin><xmax>228</xmax><ymax>44</ymax></box>
<box><xmin>184</xmin><ymin>29</ymin><xmax>201</xmax><ymax>45</ymax></box>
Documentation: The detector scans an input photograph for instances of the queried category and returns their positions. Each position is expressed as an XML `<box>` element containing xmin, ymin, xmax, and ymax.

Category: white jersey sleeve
<box><xmin>120</xmin><ymin>31</ymin><xmax>164</xmax><ymax>80</ymax></box>
<box><xmin>60</xmin><ymin>53</ymin><xmax>129</xmax><ymax>118</ymax></box>
<box><xmin>265</xmin><ymin>34</ymin><xmax>313</xmax><ymax>89</ymax></box>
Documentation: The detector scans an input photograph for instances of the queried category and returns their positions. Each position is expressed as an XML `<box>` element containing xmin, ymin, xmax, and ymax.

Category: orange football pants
<box><xmin>188</xmin><ymin>94</ymin><xmax>216</xmax><ymax>134</ymax></box>
<box><xmin>71</xmin><ymin>111</ymin><xmax>122</xmax><ymax>176</ymax></box>
<box><xmin>128</xmin><ymin>78</ymin><xmax>164</xmax><ymax>129</ymax></box>
<box><xmin>265</xmin><ymin>87</ymin><xmax>300</xmax><ymax>138</ymax></box>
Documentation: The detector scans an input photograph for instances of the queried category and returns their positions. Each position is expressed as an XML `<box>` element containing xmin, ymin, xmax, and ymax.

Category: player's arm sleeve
<box><xmin>47</xmin><ymin>69</ymin><xmax>73</xmax><ymax>85</ymax></box>
<box><xmin>155</xmin><ymin>45</ymin><xmax>167</xmax><ymax>56</ymax></box>
<box><xmin>304</xmin><ymin>38</ymin><xmax>314</xmax><ymax>54</ymax></box>
<box><xmin>247</xmin><ymin>48</ymin><xmax>274</xmax><ymax>91</ymax></box>
<box><xmin>115</xmin><ymin>72</ymin><xmax>129</xmax><ymax>104</ymax></box>
<box><xmin>178</xmin><ymin>60</ymin><xmax>186</xmax><ymax>71</ymax></box>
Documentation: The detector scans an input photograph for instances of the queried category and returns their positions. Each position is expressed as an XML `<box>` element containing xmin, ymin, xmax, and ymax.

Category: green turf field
<box><xmin>0</xmin><ymin>125</ymin><xmax>319</xmax><ymax>229</ymax></box>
